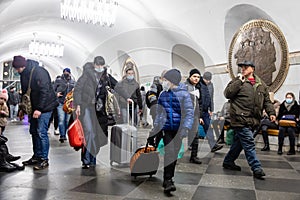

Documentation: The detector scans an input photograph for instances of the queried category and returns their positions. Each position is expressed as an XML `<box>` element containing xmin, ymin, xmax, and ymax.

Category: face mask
<box><xmin>127</xmin><ymin>75</ymin><xmax>134</xmax><ymax>80</ymax></box>
<box><xmin>162</xmin><ymin>80</ymin><xmax>171</xmax><ymax>91</ymax></box>
<box><xmin>286</xmin><ymin>98</ymin><xmax>293</xmax><ymax>104</ymax></box>
<box><xmin>95</xmin><ymin>67</ymin><xmax>104</xmax><ymax>73</ymax></box>
<box><xmin>63</xmin><ymin>74</ymin><xmax>70</xmax><ymax>79</ymax></box>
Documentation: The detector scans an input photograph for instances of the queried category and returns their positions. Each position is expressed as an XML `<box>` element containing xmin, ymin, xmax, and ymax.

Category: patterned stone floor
<box><xmin>1</xmin><ymin>120</ymin><xmax>300</xmax><ymax>200</ymax></box>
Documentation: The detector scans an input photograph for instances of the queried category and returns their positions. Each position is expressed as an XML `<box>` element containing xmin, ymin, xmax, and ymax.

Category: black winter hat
<box><xmin>164</xmin><ymin>69</ymin><xmax>181</xmax><ymax>85</ymax></box>
<box><xmin>12</xmin><ymin>55</ymin><xmax>26</xmax><ymax>68</ymax></box>
<box><xmin>189</xmin><ymin>68</ymin><xmax>201</xmax><ymax>77</ymax></box>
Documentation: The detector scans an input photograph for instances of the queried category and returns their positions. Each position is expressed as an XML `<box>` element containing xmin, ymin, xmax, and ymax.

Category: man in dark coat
<box><xmin>54</xmin><ymin>68</ymin><xmax>76</xmax><ymax>142</ymax></box>
<box><xmin>73</xmin><ymin>56</ymin><xmax>117</xmax><ymax>169</ymax></box>
<box><xmin>12</xmin><ymin>55</ymin><xmax>58</xmax><ymax>170</ymax></box>
<box><xmin>223</xmin><ymin>60</ymin><xmax>276</xmax><ymax>179</ymax></box>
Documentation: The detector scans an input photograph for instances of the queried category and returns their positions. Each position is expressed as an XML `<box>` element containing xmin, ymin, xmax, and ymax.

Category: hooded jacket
<box><xmin>20</xmin><ymin>59</ymin><xmax>58</xmax><ymax>113</ymax></box>
<box><xmin>224</xmin><ymin>74</ymin><xmax>275</xmax><ymax>128</ymax></box>
<box><xmin>154</xmin><ymin>83</ymin><xmax>194</xmax><ymax>132</ymax></box>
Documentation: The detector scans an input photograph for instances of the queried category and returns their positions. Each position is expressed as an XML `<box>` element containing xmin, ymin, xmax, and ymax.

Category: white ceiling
<box><xmin>1</xmin><ymin>0</ymin><xmax>300</xmax><ymax>81</ymax></box>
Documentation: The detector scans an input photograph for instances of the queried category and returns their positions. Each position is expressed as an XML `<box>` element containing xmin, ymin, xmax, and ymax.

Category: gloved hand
<box><xmin>179</xmin><ymin>127</ymin><xmax>189</xmax><ymax>138</ymax></box>
<box><xmin>147</xmin><ymin>136</ymin><xmax>155</xmax><ymax>147</ymax></box>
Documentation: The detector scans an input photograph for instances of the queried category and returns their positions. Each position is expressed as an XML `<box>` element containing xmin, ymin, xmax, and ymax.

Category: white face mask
<box><xmin>127</xmin><ymin>75</ymin><xmax>134</xmax><ymax>80</ymax></box>
<box><xmin>162</xmin><ymin>80</ymin><xmax>171</xmax><ymax>91</ymax></box>
<box><xmin>95</xmin><ymin>67</ymin><xmax>104</xmax><ymax>73</ymax></box>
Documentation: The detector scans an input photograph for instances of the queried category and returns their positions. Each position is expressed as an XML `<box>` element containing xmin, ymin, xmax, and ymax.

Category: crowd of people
<box><xmin>1</xmin><ymin>55</ymin><xmax>300</xmax><ymax>194</ymax></box>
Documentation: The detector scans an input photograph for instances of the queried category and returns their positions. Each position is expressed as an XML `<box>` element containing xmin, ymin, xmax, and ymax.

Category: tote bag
<box><xmin>67</xmin><ymin>115</ymin><xmax>85</xmax><ymax>148</ymax></box>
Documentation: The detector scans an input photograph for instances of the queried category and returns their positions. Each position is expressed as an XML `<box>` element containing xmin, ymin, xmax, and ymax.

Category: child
<box><xmin>150</xmin><ymin>69</ymin><xmax>194</xmax><ymax>193</ymax></box>
<box><xmin>0</xmin><ymin>89</ymin><xmax>9</xmax><ymax>135</ymax></box>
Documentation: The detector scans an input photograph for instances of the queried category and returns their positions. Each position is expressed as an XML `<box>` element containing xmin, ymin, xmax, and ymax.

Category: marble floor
<box><xmin>1</xmin><ymin>120</ymin><xmax>300</xmax><ymax>200</ymax></box>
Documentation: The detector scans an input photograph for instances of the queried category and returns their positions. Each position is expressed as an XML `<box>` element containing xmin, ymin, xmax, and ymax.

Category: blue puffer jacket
<box><xmin>154</xmin><ymin>83</ymin><xmax>194</xmax><ymax>131</ymax></box>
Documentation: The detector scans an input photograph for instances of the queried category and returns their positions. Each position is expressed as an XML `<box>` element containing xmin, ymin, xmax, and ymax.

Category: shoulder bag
<box><xmin>19</xmin><ymin>67</ymin><xmax>35</xmax><ymax>115</ymax></box>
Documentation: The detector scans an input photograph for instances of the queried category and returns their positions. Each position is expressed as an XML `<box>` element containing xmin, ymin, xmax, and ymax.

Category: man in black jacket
<box><xmin>12</xmin><ymin>55</ymin><xmax>58</xmax><ymax>170</ymax></box>
<box><xmin>54</xmin><ymin>68</ymin><xmax>76</xmax><ymax>143</ymax></box>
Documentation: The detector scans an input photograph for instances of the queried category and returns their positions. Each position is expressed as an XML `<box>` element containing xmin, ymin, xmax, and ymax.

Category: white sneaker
<box><xmin>54</xmin><ymin>130</ymin><xmax>60</xmax><ymax>135</ymax></box>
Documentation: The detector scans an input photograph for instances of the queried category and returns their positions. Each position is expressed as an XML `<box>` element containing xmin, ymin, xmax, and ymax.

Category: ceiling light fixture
<box><xmin>60</xmin><ymin>0</ymin><xmax>118</xmax><ymax>27</ymax></box>
<box><xmin>28</xmin><ymin>33</ymin><xmax>64</xmax><ymax>57</ymax></box>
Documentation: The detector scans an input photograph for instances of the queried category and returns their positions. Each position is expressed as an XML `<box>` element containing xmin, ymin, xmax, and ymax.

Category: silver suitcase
<box><xmin>110</xmin><ymin>99</ymin><xmax>137</xmax><ymax>166</ymax></box>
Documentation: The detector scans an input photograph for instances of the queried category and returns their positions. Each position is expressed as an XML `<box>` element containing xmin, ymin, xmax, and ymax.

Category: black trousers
<box><xmin>163</xmin><ymin>130</ymin><xmax>182</xmax><ymax>180</ymax></box>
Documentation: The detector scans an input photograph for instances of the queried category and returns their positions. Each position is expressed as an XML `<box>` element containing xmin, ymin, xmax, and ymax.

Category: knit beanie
<box><xmin>203</xmin><ymin>71</ymin><xmax>212</xmax><ymax>81</ymax></box>
<box><xmin>189</xmin><ymin>68</ymin><xmax>201</xmax><ymax>77</ymax></box>
<box><xmin>0</xmin><ymin>89</ymin><xmax>8</xmax><ymax>101</ymax></box>
<box><xmin>63</xmin><ymin>68</ymin><xmax>71</xmax><ymax>73</ymax></box>
<box><xmin>12</xmin><ymin>55</ymin><xmax>26</xmax><ymax>69</ymax></box>
<box><xmin>163</xmin><ymin>69</ymin><xmax>181</xmax><ymax>86</ymax></box>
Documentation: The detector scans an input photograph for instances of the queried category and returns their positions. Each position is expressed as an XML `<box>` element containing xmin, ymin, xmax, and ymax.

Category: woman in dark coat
<box><xmin>73</xmin><ymin>56</ymin><xmax>117</xmax><ymax>168</ymax></box>
<box><xmin>277</xmin><ymin>92</ymin><xmax>299</xmax><ymax>155</ymax></box>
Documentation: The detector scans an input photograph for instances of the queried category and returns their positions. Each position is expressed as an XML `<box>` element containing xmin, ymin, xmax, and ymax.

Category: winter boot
<box><xmin>0</xmin><ymin>150</ymin><xmax>16</xmax><ymax>172</ymax></box>
<box><xmin>0</xmin><ymin>144</ymin><xmax>21</xmax><ymax>162</ymax></box>
<box><xmin>190</xmin><ymin>138</ymin><xmax>202</xmax><ymax>164</ymax></box>
<box><xmin>277</xmin><ymin>137</ymin><xmax>284</xmax><ymax>155</ymax></box>
<box><xmin>261</xmin><ymin>131</ymin><xmax>270</xmax><ymax>151</ymax></box>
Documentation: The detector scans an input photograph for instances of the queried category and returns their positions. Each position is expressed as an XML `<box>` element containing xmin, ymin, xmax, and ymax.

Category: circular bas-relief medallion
<box><xmin>228</xmin><ymin>19</ymin><xmax>289</xmax><ymax>92</ymax></box>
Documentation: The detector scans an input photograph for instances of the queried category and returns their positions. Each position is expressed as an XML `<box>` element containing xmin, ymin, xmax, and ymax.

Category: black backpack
<box><xmin>145</xmin><ymin>90</ymin><xmax>152</xmax><ymax>109</ymax></box>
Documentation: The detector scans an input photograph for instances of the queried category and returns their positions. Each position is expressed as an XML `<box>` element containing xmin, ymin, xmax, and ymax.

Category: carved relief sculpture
<box><xmin>228</xmin><ymin>19</ymin><xmax>289</xmax><ymax>92</ymax></box>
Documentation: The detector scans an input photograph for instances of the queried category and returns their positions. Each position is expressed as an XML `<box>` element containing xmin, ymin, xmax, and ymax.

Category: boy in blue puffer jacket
<box><xmin>149</xmin><ymin>69</ymin><xmax>194</xmax><ymax>193</ymax></box>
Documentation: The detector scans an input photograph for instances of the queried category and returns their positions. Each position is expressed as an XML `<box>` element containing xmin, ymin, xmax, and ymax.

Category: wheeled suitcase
<box><xmin>110</xmin><ymin>99</ymin><xmax>137</xmax><ymax>166</ymax></box>
<box><xmin>130</xmin><ymin>142</ymin><xmax>159</xmax><ymax>178</ymax></box>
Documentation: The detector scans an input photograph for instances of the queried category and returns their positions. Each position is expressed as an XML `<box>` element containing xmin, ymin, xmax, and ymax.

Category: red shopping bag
<box><xmin>67</xmin><ymin>115</ymin><xmax>85</xmax><ymax>148</ymax></box>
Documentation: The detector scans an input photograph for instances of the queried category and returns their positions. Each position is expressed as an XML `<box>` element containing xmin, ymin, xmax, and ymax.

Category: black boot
<box><xmin>1</xmin><ymin>144</ymin><xmax>21</xmax><ymax>162</ymax></box>
<box><xmin>278</xmin><ymin>137</ymin><xmax>284</xmax><ymax>155</ymax></box>
<box><xmin>0</xmin><ymin>150</ymin><xmax>17</xmax><ymax>172</ymax></box>
<box><xmin>261</xmin><ymin>131</ymin><xmax>270</xmax><ymax>151</ymax></box>
<box><xmin>287</xmin><ymin>145</ymin><xmax>296</xmax><ymax>155</ymax></box>
<box><xmin>190</xmin><ymin>138</ymin><xmax>202</xmax><ymax>164</ymax></box>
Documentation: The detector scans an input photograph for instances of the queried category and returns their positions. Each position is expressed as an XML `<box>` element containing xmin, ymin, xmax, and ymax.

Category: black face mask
<box><xmin>63</xmin><ymin>74</ymin><xmax>70</xmax><ymax>79</ymax></box>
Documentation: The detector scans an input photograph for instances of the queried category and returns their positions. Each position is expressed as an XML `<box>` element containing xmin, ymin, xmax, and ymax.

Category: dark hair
<box><xmin>94</xmin><ymin>56</ymin><xmax>105</xmax><ymax>66</ymax></box>
<box><xmin>140</xmin><ymin>86</ymin><xmax>145</xmax><ymax>91</ymax></box>
<box><xmin>125</xmin><ymin>68</ymin><xmax>134</xmax><ymax>73</ymax></box>
<box><xmin>285</xmin><ymin>92</ymin><xmax>295</xmax><ymax>99</ymax></box>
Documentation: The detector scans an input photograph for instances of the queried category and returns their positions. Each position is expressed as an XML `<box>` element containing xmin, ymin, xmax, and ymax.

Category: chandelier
<box><xmin>28</xmin><ymin>33</ymin><xmax>64</xmax><ymax>57</ymax></box>
<box><xmin>60</xmin><ymin>0</ymin><xmax>118</xmax><ymax>27</ymax></box>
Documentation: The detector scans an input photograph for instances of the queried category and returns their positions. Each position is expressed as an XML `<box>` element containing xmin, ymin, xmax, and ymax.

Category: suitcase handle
<box><xmin>127</xmin><ymin>99</ymin><xmax>134</xmax><ymax>127</ymax></box>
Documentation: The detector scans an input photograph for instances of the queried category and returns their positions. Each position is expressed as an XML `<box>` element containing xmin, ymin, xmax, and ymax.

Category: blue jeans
<box><xmin>9</xmin><ymin>104</ymin><xmax>19</xmax><ymax>119</ymax></box>
<box><xmin>29</xmin><ymin>111</ymin><xmax>52</xmax><ymax>160</ymax></box>
<box><xmin>223</xmin><ymin>127</ymin><xmax>261</xmax><ymax>172</ymax></box>
<box><xmin>57</xmin><ymin>103</ymin><xmax>71</xmax><ymax>139</ymax></box>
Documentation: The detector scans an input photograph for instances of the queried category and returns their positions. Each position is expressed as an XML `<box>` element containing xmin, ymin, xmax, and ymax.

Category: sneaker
<box><xmin>54</xmin><ymin>130</ymin><xmax>60</xmax><ymax>135</ymax></box>
<box><xmin>33</xmin><ymin>160</ymin><xmax>49</xmax><ymax>170</ymax></box>
<box><xmin>223</xmin><ymin>162</ymin><xmax>241</xmax><ymax>171</ymax></box>
<box><xmin>82</xmin><ymin>164</ymin><xmax>90</xmax><ymax>169</ymax></box>
<box><xmin>211</xmin><ymin>144</ymin><xmax>223</xmax><ymax>152</ymax></box>
<box><xmin>253</xmin><ymin>168</ymin><xmax>266</xmax><ymax>179</ymax></box>
<box><xmin>22</xmin><ymin>157</ymin><xmax>40</xmax><ymax>165</ymax></box>
<box><xmin>163</xmin><ymin>179</ymin><xmax>176</xmax><ymax>193</ymax></box>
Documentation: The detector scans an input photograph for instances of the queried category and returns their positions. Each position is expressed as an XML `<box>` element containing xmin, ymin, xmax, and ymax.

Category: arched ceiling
<box><xmin>0</xmin><ymin>0</ymin><xmax>299</xmax><ymax>80</ymax></box>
